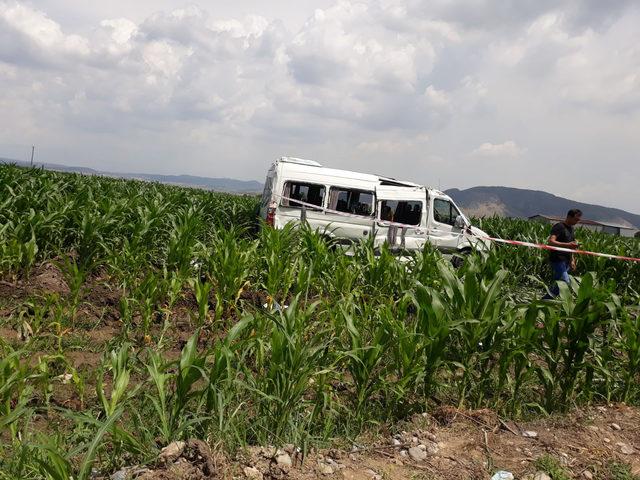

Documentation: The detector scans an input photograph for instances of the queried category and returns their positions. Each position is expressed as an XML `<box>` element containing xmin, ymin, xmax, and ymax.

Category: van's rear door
<box><xmin>374</xmin><ymin>186</ymin><xmax>427</xmax><ymax>251</ymax></box>
<box><xmin>259</xmin><ymin>164</ymin><xmax>277</xmax><ymax>221</ymax></box>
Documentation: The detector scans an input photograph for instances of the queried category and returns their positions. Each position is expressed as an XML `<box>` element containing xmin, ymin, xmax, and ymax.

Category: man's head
<box><xmin>565</xmin><ymin>208</ymin><xmax>583</xmax><ymax>226</ymax></box>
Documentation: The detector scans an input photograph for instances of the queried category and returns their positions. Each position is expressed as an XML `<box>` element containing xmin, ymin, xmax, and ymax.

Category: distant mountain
<box><xmin>3</xmin><ymin>158</ymin><xmax>637</xmax><ymax>226</ymax></box>
<box><xmin>446</xmin><ymin>186</ymin><xmax>640</xmax><ymax>228</ymax></box>
<box><xmin>0</xmin><ymin>158</ymin><xmax>264</xmax><ymax>193</ymax></box>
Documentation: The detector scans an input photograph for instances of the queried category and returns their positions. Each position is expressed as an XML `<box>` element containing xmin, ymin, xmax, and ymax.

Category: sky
<box><xmin>1</xmin><ymin>0</ymin><xmax>639</xmax><ymax>213</ymax></box>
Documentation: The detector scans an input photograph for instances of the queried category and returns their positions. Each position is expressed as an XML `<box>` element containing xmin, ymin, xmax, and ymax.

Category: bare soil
<box><xmin>126</xmin><ymin>405</ymin><xmax>639</xmax><ymax>480</ymax></box>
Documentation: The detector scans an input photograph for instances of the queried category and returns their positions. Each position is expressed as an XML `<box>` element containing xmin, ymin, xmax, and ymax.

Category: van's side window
<box><xmin>379</xmin><ymin>200</ymin><xmax>422</xmax><ymax>225</ymax></box>
<box><xmin>433</xmin><ymin>198</ymin><xmax>460</xmax><ymax>226</ymax></box>
<box><xmin>282</xmin><ymin>182</ymin><xmax>325</xmax><ymax>208</ymax></box>
<box><xmin>329</xmin><ymin>188</ymin><xmax>374</xmax><ymax>216</ymax></box>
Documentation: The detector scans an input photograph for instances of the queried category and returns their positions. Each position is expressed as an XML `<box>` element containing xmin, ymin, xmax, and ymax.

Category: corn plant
<box><xmin>339</xmin><ymin>299</ymin><xmax>392</xmax><ymax>423</ymax></box>
<box><xmin>247</xmin><ymin>296</ymin><xmax>332</xmax><ymax>444</ymax></box>
<box><xmin>201</xmin><ymin>226</ymin><xmax>255</xmax><ymax>320</ymax></box>
<box><xmin>0</xmin><ymin>346</ymin><xmax>32</xmax><ymax>439</ymax></box>
<box><xmin>2</xmin><ymin>163</ymin><xmax>640</xmax><ymax>476</ymax></box>
<box><xmin>146</xmin><ymin>332</ymin><xmax>209</xmax><ymax>443</ymax></box>
<box><xmin>259</xmin><ymin>222</ymin><xmax>299</xmax><ymax>303</ymax></box>
<box><xmin>619</xmin><ymin>303</ymin><xmax>640</xmax><ymax>402</ymax></box>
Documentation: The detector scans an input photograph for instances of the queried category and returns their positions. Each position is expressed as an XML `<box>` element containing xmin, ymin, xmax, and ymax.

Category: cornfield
<box><xmin>0</xmin><ymin>164</ymin><xmax>639</xmax><ymax>478</ymax></box>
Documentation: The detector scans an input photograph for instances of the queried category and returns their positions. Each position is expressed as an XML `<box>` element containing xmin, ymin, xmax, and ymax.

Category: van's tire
<box><xmin>323</xmin><ymin>235</ymin><xmax>343</xmax><ymax>252</ymax></box>
<box><xmin>450</xmin><ymin>249</ymin><xmax>471</xmax><ymax>268</ymax></box>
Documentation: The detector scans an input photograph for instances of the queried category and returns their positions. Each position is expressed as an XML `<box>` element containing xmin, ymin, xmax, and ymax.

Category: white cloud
<box><xmin>357</xmin><ymin>133</ymin><xmax>429</xmax><ymax>154</ymax></box>
<box><xmin>471</xmin><ymin>140</ymin><xmax>524</xmax><ymax>158</ymax></box>
<box><xmin>0</xmin><ymin>3</ymin><xmax>90</xmax><ymax>64</ymax></box>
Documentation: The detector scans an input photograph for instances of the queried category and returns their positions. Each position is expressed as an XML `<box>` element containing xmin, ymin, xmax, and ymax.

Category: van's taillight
<box><xmin>266</xmin><ymin>206</ymin><xmax>276</xmax><ymax>227</ymax></box>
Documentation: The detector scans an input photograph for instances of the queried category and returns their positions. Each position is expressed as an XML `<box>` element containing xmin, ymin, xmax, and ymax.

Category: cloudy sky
<box><xmin>1</xmin><ymin>1</ymin><xmax>639</xmax><ymax>212</ymax></box>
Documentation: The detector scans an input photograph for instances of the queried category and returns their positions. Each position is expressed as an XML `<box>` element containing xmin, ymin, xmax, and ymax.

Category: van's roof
<box><xmin>277</xmin><ymin>156</ymin><xmax>423</xmax><ymax>189</ymax></box>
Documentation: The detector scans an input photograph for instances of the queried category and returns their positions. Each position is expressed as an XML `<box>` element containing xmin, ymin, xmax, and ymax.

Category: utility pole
<box><xmin>30</xmin><ymin>145</ymin><xmax>35</xmax><ymax>166</ymax></box>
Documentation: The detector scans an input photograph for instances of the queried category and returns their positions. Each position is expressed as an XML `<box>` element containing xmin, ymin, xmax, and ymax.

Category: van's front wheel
<box><xmin>450</xmin><ymin>249</ymin><xmax>471</xmax><ymax>268</ymax></box>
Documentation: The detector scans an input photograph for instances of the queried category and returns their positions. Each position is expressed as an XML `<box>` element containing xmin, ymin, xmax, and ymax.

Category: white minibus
<box><xmin>259</xmin><ymin>156</ymin><xmax>489</xmax><ymax>254</ymax></box>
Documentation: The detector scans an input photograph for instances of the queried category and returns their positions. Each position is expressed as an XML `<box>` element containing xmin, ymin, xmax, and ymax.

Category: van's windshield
<box><xmin>433</xmin><ymin>198</ymin><xmax>461</xmax><ymax>226</ymax></box>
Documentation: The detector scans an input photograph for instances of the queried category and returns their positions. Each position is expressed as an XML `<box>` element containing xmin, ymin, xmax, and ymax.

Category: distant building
<box><xmin>528</xmin><ymin>214</ymin><xmax>639</xmax><ymax>238</ymax></box>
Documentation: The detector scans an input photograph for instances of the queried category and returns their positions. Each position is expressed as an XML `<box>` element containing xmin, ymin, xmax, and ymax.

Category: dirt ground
<box><xmin>115</xmin><ymin>404</ymin><xmax>639</xmax><ymax>480</ymax></box>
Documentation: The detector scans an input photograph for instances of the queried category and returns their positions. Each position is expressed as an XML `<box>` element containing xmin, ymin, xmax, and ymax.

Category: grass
<box><xmin>533</xmin><ymin>455</ymin><xmax>573</xmax><ymax>480</ymax></box>
<box><xmin>601</xmin><ymin>461</ymin><xmax>640</xmax><ymax>480</ymax></box>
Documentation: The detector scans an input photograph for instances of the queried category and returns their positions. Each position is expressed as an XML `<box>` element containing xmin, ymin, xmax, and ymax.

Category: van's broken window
<box><xmin>329</xmin><ymin>188</ymin><xmax>374</xmax><ymax>216</ymax></box>
<box><xmin>282</xmin><ymin>182</ymin><xmax>325</xmax><ymax>208</ymax></box>
<box><xmin>379</xmin><ymin>200</ymin><xmax>422</xmax><ymax>225</ymax></box>
<box><xmin>260</xmin><ymin>176</ymin><xmax>274</xmax><ymax>208</ymax></box>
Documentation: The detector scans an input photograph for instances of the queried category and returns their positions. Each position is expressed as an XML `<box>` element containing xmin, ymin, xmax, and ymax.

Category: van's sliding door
<box><xmin>374</xmin><ymin>186</ymin><xmax>428</xmax><ymax>251</ymax></box>
<box><xmin>323</xmin><ymin>186</ymin><xmax>376</xmax><ymax>243</ymax></box>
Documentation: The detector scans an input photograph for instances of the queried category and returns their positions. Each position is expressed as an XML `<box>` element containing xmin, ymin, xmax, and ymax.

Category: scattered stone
<box><xmin>243</xmin><ymin>466</ymin><xmax>264</xmax><ymax>479</ymax></box>
<box><xmin>586</xmin><ymin>425</ymin><xmax>599</xmax><ymax>432</ymax></box>
<box><xmin>617</xmin><ymin>442</ymin><xmax>635</xmax><ymax>455</ymax></box>
<box><xmin>392</xmin><ymin>438</ymin><xmax>402</xmax><ymax>446</ymax></box>
<box><xmin>111</xmin><ymin>466</ymin><xmax>149</xmax><ymax>480</ymax></box>
<box><xmin>56</xmin><ymin>373</ymin><xmax>74</xmax><ymax>384</ymax></box>
<box><xmin>276</xmin><ymin>452</ymin><xmax>292</xmax><ymax>467</ymax></box>
<box><xmin>426</xmin><ymin>443</ymin><xmax>439</xmax><ymax>455</ymax></box>
<box><xmin>491</xmin><ymin>471</ymin><xmax>514</xmax><ymax>480</ymax></box>
<box><xmin>603</xmin><ymin>438</ymin><xmax>611</xmax><ymax>444</ymax></box>
<box><xmin>408</xmin><ymin>446</ymin><xmax>427</xmax><ymax>462</ymax></box>
<box><xmin>261</xmin><ymin>446</ymin><xmax>277</xmax><ymax>458</ymax></box>
<box><xmin>400</xmin><ymin>450</ymin><xmax>408</xmax><ymax>457</ymax></box>
<box><xmin>412</xmin><ymin>436</ymin><xmax>419</xmax><ymax>443</ymax></box>
<box><xmin>363</xmin><ymin>468</ymin><xmax>382</xmax><ymax>479</ymax></box>
<box><xmin>158</xmin><ymin>441</ymin><xmax>185</xmax><ymax>464</ymax></box>
<box><xmin>522</xmin><ymin>431</ymin><xmax>538</xmax><ymax>438</ymax></box>
<box><xmin>349</xmin><ymin>454</ymin><xmax>357</xmax><ymax>461</ymax></box>
<box><xmin>110</xmin><ymin>469</ymin><xmax>129</xmax><ymax>480</ymax></box>
<box><xmin>425</xmin><ymin>432</ymin><xmax>437</xmax><ymax>442</ymax></box>
<box><xmin>284</xmin><ymin>443</ymin><xmax>296</xmax><ymax>454</ymax></box>
<box><xmin>418</xmin><ymin>444</ymin><xmax>427</xmax><ymax>451</ymax></box>
<box><xmin>610</xmin><ymin>423</ymin><xmax>621</xmax><ymax>431</ymax></box>
<box><xmin>329</xmin><ymin>449</ymin><xmax>345</xmax><ymax>460</ymax></box>
<box><xmin>318</xmin><ymin>463</ymin><xmax>334</xmax><ymax>475</ymax></box>
<box><xmin>582</xmin><ymin>470</ymin><xmax>594</xmax><ymax>480</ymax></box>
<box><xmin>533</xmin><ymin>472</ymin><xmax>551</xmax><ymax>480</ymax></box>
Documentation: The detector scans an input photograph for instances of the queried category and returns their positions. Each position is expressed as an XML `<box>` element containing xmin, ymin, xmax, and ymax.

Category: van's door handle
<box><xmin>363</xmin><ymin>230</ymin><xmax>368</xmax><ymax>235</ymax></box>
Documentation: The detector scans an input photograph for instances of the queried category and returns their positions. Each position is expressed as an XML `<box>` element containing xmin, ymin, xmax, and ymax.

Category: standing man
<box><xmin>543</xmin><ymin>209</ymin><xmax>582</xmax><ymax>298</ymax></box>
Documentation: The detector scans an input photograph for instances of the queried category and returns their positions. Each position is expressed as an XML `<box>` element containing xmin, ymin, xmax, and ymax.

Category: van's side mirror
<box><xmin>454</xmin><ymin>215</ymin><xmax>467</xmax><ymax>229</ymax></box>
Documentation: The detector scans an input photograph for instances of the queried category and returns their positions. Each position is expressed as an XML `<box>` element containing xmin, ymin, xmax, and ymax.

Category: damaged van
<box><xmin>259</xmin><ymin>156</ymin><xmax>489</xmax><ymax>254</ymax></box>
